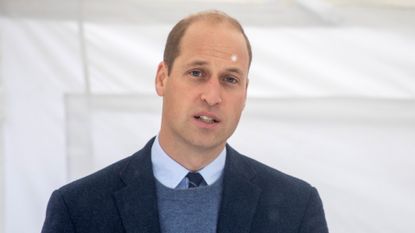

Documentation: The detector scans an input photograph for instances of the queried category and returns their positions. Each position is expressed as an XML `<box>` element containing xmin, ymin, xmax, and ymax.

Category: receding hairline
<box><xmin>163</xmin><ymin>10</ymin><xmax>252</xmax><ymax>74</ymax></box>
<box><xmin>177</xmin><ymin>11</ymin><xmax>251</xmax><ymax>58</ymax></box>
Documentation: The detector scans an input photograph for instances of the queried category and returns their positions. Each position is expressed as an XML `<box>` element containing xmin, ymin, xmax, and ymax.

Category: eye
<box><xmin>223</xmin><ymin>76</ymin><xmax>239</xmax><ymax>84</ymax></box>
<box><xmin>189</xmin><ymin>70</ymin><xmax>203</xmax><ymax>78</ymax></box>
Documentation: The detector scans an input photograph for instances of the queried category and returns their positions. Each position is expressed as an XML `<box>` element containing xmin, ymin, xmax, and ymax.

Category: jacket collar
<box><xmin>113</xmin><ymin>137</ymin><xmax>161</xmax><ymax>233</ymax></box>
<box><xmin>217</xmin><ymin>144</ymin><xmax>262</xmax><ymax>233</ymax></box>
<box><xmin>113</xmin><ymin>138</ymin><xmax>261</xmax><ymax>233</ymax></box>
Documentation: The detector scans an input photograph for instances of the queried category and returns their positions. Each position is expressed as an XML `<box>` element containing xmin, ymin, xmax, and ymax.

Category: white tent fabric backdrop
<box><xmin>1</xmin><ymin>1</ymin><xmax>415</xmax><ymax>233</ymax></box>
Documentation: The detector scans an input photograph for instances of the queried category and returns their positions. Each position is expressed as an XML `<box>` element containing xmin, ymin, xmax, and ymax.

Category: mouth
<box><xmin>194</xmin><ymin>115</ymin><xmax>220</xmax><ymax>124</ymax></box>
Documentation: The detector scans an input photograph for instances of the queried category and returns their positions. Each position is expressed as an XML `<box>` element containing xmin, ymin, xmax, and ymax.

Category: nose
<box><xmin>200</xmin><ymin>79</ymin><xmax>222</xmax><ymax>106</ymax></box>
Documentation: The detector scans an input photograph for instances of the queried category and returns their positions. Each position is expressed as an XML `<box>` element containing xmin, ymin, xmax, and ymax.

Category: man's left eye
<box><xmin>223</xmin><ymin>76</ymin><xmax>238</xmax><ymax>84</ymax></box>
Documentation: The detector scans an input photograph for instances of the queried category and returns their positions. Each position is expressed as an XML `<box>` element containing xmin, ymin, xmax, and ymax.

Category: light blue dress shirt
<box><xmin>151</xmin><ymin>136</ymin><xmax>226</xmax><ymax>189</ymax></box>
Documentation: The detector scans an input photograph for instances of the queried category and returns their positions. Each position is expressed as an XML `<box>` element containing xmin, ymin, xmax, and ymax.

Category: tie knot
<box><xmin>186</xmin><ymin>172</ymin><xmax>205</xmax><ymax>188</ymax></box>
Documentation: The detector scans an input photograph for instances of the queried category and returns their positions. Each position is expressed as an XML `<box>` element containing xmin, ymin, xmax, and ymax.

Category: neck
<box><xmin>158</xmin><ymin>133</ymin><xmax>225</xmax><ymax>171</ymax></box>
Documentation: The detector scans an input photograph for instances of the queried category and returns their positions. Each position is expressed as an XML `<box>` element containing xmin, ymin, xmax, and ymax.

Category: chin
<box><xmin>186</xmin><ymin>136</ymin><xmax>226</xmax><ymax>151</ymax></box>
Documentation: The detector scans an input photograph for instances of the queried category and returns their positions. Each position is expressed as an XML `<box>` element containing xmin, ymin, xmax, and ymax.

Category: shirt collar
<box><xmin>151</xmin><ymin>136</ymin><xmax>226</xmax><ymax>188</ymax></box>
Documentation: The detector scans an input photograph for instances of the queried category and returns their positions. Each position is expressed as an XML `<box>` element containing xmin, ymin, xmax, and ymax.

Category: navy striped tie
<box><xmin>186</xmin><ymin>172</ymin><xmax>205</xmax><ymax>188</ymax></box>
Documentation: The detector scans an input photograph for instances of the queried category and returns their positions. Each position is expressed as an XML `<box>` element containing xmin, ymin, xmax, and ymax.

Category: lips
<box><xmin>194</xmin><ymin>113</ymin><xmax>220</xmax><ymax>124</ymax></box>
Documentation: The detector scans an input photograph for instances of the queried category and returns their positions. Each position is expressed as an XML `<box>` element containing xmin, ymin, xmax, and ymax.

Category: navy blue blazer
<box><xmin>42</xmin><ymin>138</ymin><xmax>328</xmax><ymax>233</ymax></box>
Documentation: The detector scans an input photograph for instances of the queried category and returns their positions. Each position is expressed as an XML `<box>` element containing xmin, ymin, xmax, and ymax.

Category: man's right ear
<box><xmin>155</xmin><ymin>62</ymin><xmax>168</xmax><ymax>96</ymax></box>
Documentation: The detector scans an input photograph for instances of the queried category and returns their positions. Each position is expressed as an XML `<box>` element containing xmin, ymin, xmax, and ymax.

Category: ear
<box><xmin>155</xmin><ymin>62</ymin><xmax>169</xmax><ymax>96</ymax></box>
<box><xmin>243</xmin><ymin>78</ymin><xmax>249</xmax><ymax>109</ymax></box>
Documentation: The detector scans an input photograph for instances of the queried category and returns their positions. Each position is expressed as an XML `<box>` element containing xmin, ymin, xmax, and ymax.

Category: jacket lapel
<box><xmin>112</xmin><ymin>139</ymin><xmax>262</xmax><ymax>233</ymax></box>
<box><xmin>113</xmin><ymin>138</ymin><xmax>161</xmax><ymax>233</ymax></box>
<box><xmin>217</xmin><ymin>145</ymin><xmax>262</xmax><ymax>233</ymax></box>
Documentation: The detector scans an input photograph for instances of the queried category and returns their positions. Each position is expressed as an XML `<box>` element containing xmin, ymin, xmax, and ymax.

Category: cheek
<box><xmin>165</xmin><ymin>84</ymin><xmax>193</xmax><ymax>114</ymax></box>
<box><xmin>227</xmin><ymin>94</ymin><xmax>247</xmax><ymax>116</ymax></box>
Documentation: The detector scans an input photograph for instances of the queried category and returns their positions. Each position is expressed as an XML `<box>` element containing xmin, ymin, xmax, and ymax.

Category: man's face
<box><xmin>156</xmin><ymin>20</ymin><xmax>250</xmax><ymax>152</ymax></box>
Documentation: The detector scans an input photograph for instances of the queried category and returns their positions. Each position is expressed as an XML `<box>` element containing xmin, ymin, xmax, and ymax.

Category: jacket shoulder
<box><xmin>59</xmin><ymin>154</ymin><xmax>131</xmax><ymax>197</ymax></box>
<box><xmin>58</xmin><ymin>138</ymin><xmax>155</xmax><ymax>198</ymax></box>
<box><xmin>227</xmin><ymin>146</ymin><xmax>316</xmax><ymax>203</ymax></box>
<box><xmin>228</xmin><ymin>149</ymin><xmax>329</xmax><ymax>232</ymax></box>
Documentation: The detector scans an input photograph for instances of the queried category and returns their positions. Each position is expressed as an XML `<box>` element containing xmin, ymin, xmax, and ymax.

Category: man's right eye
<box><xmin>189</xmin><ymin>70</ymin><xmax>203</xmax><ymax>78</ymax></box>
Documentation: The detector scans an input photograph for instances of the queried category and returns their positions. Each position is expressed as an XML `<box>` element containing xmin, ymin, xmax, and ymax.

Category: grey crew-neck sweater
<box><xmin>155</xmin><ymin>177</ymin><xmax>223</xmax><ymax>233</ymax></box>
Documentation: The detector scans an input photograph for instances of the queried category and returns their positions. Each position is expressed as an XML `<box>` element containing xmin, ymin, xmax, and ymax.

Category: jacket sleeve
<box><xmin>41</xmin><ymin>190</ymin><xmax>76</xmax><ymax>233</ymax></box>
<box><xmin>298</xmin><ymin>187</ymin><xmax>329</xmax><ymax>233</ymax></box>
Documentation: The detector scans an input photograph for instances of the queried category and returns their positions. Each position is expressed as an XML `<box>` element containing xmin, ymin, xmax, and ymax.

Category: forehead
<box><xmin>178</xmin><ymin>20</ymin><xmax>249</xmax><ymax>68</ymax></box>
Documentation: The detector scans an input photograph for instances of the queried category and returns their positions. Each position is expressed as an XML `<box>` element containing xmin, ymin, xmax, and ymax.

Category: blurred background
<box><xmin>1</xmin><ymin>0</ymin><xmax>415</xmax><ymax>232</ymax></box>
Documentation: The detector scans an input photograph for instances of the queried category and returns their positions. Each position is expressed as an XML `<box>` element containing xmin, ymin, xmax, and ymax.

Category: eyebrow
<box><xmin>186</xmin><ymin>60</ymin><xmax>208</xmax><ymax>67</ymax></box>
<box><xmin>186</xmin><ymin>60</ymin><xmax>244</xmax><ymax>76</ymax></box>
<box><xmin>226</xmin><ymin>68</ymin><xmax>244</xmax><ymax>76</ymax></box>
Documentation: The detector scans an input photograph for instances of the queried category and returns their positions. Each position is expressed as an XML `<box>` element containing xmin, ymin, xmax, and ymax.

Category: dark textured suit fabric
<box><xmin>42</xmin><ymin>138</ymin><xmax>329</xmax><ymax>233</ymax></box>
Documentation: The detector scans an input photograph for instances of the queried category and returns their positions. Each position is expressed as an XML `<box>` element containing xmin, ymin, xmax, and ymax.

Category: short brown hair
<box><xmin>163</xmin><ymin>10</ymin><xmax>252</xmax><ymax>75</ymax></box>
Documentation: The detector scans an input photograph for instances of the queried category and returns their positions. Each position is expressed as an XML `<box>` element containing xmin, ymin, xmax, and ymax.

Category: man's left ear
<box><xmin>155</xmin><ymin>62</ymin><xmax>169</xmax><ymax>96</ymax></box>
<box><xmin>243</xmin><ymin>78</ymin><xmax>249</xmax><ymax>109</ymax></box>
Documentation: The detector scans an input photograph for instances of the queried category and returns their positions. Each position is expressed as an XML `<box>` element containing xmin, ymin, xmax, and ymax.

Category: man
<box><xmin>42</xmin><ymin>10</ymin><xmax>329</xmax><ymax>233</ymax></box>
